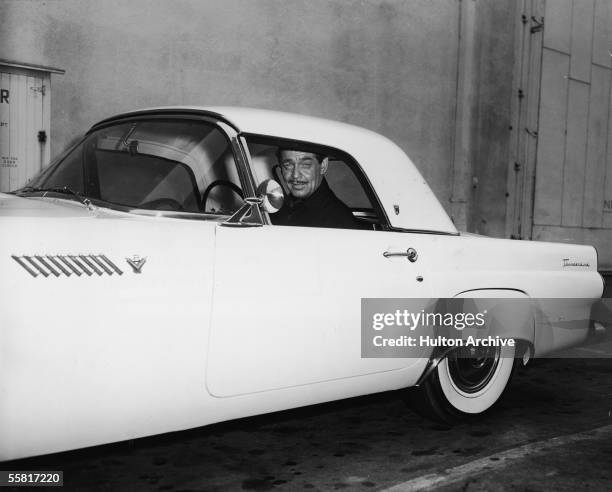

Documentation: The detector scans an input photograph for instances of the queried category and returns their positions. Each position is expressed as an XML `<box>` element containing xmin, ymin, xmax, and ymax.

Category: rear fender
<box><xmin>453</xmin><ymin>289</ymin><xmax>535</xmax><ymax>347</ymax></box>
<box><xmin>416</xmin><ymin>289</ymin><xmax>534</xmax><ymax>386</ymax></box>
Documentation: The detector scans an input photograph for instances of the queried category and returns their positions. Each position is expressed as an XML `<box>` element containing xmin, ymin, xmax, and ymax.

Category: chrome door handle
<box><xmin>383</xmin><ymin>248</ymin><xmax>418</xmax><ymax>262</ymax></box>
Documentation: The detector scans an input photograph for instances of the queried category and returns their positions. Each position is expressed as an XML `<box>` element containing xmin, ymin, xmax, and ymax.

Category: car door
<box><xmin>206</xmin><ymin>141</ymin><xmax>438</xmax><ymax>397</ymax></box>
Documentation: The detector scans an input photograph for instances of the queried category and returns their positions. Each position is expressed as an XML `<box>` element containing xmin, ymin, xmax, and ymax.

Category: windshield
<box><xmin>22</xmin><ymin>119</ymin><xmax>244</xmax><ymax>215</ymax></box>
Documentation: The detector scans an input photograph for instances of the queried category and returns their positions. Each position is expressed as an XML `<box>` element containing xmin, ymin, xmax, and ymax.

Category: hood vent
<box><xmin>11</xmin><ymin>254</ymin><xmax>123</xmax><ymax>278</ymax></box>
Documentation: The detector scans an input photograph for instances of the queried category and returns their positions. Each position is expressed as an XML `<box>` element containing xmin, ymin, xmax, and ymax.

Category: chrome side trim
<box><xmin>35</xmin><ymin>255</ymin><xmax>60</xmax><ymax>277</ymax></box>
<box><xmin>11</xmin><ymin>254</ymin><xmax>125</xmax><ymax>278</ymax></box>
<box><xmin>11</xmin><ymin>255</ymin><xmax>38</xmax><ymax>277</ymax></box>
<box><xmin>90</xmin><ymin>255</ymin><xmax>113</xmax><ymax>275</ymax></box>
<box><xmin>69</xmin><ymin>256</ymin><xmax>92</xmax><ymax>276</ymax></box>
<box><xmin>46</xmin><ymin>255</ymin><xmax>71</xmax><ymax>276</ymax></box>
<box><xmin>24</xmin><ymin>256</ymin><xmax>49</xmax><ymax>277</ymax></box>
<box><xmin>79</xmin><ymin>255</ymin><xmax>103</xmax><ymax>276</ymax></box>
<box><xmin>99</xmin><ymin>255</ymin><xmax>123</xmax><ymax>275</ymax></box>
<box><xmin>58</xmin><ymin>255</ymin><xmax>82</xmax><ymax>276</ymax></box>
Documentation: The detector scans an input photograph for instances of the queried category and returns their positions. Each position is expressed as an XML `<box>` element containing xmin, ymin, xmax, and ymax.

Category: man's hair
<box><xmin>276</xmin><ymin>148</ymin><xmax>326</xmax><ymax>164</ymax></box>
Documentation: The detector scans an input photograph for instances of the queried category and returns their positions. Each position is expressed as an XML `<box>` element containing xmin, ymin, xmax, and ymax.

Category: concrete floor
<box><xmin>4</xmin><ymin>353</ymin><xmax>611</xmax><ymax>491</ymax></box>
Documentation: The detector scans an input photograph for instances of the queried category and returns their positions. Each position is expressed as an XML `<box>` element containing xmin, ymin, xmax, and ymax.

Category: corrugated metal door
<box><xmin>516</xmin><ymin>0</ymin><xmax>612</xmax><ymax>267</ymax></box>
<box><xmin>0</xmin><ymin>69</ymin><xmax>50</xmax><ymax>192</ymax></box>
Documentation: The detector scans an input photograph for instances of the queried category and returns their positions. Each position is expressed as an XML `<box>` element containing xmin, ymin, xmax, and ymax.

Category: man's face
<box><xmin>279</xmin><ymin>150</ymin><xmax>328</xmax><ymax>199</ymax></box>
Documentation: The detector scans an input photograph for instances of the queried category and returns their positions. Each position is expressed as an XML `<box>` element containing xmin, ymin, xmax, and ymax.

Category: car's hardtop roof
<box><xmin>92</xmin><ymin>106</ymin><xmax>387</xmax><ymax>145</ymax></box>
<box><xmin>91</xmin><ymin>106</ymin><xmax>458</xmax><ymax>234</ymax></box>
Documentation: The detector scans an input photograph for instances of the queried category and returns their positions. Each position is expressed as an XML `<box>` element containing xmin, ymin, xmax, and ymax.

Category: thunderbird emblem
<box><xmin>126</xmin><ymin>255</ymin><xmax>147</xmax><ymax>273</ymax></box>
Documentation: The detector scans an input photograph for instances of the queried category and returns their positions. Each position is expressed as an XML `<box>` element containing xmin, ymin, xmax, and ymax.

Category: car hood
<box><xmin>0</xmin><ymin>192</ymin><xmax>96</xmax><ymax>218</ymax></box>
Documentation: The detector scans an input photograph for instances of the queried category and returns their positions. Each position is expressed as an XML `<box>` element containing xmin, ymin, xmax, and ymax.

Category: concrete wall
<box><xmin>0</xmin><ymin>0</ymin><xmax>461</xmax><ymax>206</ymax></box>
<box><xmin>0</xmin><ymin>0</ymin><xmax>519</xmax><ymax>235</ymax></box>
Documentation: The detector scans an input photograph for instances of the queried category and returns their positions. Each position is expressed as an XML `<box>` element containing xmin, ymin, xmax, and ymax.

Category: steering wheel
<box><xmin>202</xmin><ymin>180</ymin><xmax>244</xmax><ymax>212</ymax></box>
<box><xmin>139</xmin><ymin>197</ymin><xmax>185</xmax><ymax>211</ymax></box>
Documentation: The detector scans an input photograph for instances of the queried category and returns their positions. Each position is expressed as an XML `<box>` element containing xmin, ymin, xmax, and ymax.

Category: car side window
<box><xmin>246</xmin><ymin>139</ymin><xmax>386</xmax><ymax>230</ymax></box>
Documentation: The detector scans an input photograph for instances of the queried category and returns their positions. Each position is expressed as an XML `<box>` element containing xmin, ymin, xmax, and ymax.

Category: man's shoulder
<box><xmin>272</xmin><ymin>180</ymin><xmax>359</xmax><ymax>229</ymax></box>
<box><xmin>320</xmin><ymin>190</ymin><xmax>358</xmax><ymax>229</ymax></box>
<box><xmin>326</xmin><ymin>193</ymin><xmax>353</xmax><ymax>216</ymax></box>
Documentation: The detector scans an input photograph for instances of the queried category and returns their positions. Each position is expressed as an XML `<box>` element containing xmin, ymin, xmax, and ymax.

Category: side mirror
<box><xmin>222</xmin><ymin>179</ymin><xmax>284</xmax><ymax>227</ymax></box>
<box><xmin>256</xmin><ymin>179</ymin><xmax>284</xmax><ymax>214</ymax></box>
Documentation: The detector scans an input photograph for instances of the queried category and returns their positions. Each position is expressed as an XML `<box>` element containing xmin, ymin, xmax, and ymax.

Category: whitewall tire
<box><xmin>408</xmin><ymin>342</ymin><xmax>516</xmax><ymax>423</ymax></box>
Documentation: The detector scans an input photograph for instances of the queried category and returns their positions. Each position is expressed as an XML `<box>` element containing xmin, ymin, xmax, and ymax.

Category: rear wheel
<box><xmin>409</xmin><ymin>343</ymin><xmax>516</xmax><ymax>424</ymax></box>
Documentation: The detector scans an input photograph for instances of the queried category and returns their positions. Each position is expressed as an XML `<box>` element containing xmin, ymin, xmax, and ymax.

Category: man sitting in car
<box><xmin>272</xmin><ymin>148</ymin><xmax>357</xmax><ymax>229</ymax></box>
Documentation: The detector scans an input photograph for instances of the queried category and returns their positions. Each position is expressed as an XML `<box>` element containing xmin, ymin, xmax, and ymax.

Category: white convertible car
<box><xmin>0</xmin><ymin>107</ymin><xmax>603</xmax><ymax>461</ymax></box>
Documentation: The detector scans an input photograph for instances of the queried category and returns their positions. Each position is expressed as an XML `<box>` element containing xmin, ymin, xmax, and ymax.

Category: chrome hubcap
<box><xmin>447</xmin><ymin>345</ymin><xmax>501</xmax><ymax>394</ymax></box>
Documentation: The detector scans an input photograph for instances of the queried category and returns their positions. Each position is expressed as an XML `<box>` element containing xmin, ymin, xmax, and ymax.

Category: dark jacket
<box><xmin>271</xmin><ymin>179</ymin><xmax>357</xmax><ymax>229</ymax></box>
